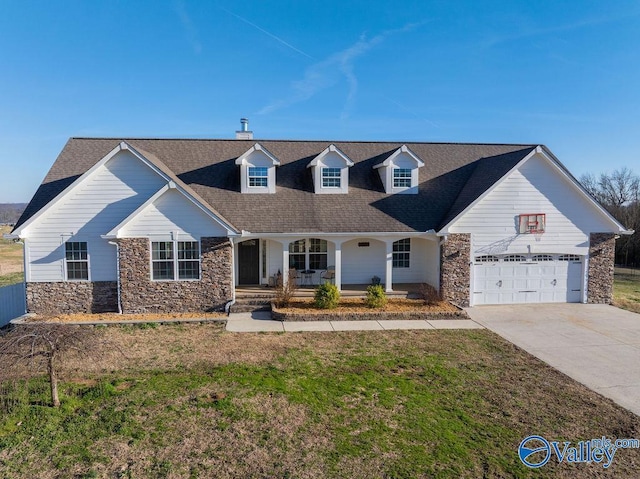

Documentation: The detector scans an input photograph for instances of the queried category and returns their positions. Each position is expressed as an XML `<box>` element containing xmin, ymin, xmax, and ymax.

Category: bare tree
<box><xmin>0</xmin><ymin>323</ymin><xmax>112</xmax><ymax>407</ymax></box>
<box><xmin>581</xmin><ymin>168</ymin><xmax>640</xmax><ymax>267</ymax></box>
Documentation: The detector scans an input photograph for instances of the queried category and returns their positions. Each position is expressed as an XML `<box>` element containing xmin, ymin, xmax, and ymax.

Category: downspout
<box><xmin>108</xmin><ymin>241</ymin><xmax>123</xmax><ymax>314</ymax></box>
<box><xmin>225</xmin><ymin>236</ymin><xmax>237</xmax><ymax>315</ymax></box>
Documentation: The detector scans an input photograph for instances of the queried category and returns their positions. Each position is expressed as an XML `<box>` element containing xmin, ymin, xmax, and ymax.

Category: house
<box><xmin>9</xmin><ymin>123</ymin><xmax>633</xmax><ymax>314</ymax></box>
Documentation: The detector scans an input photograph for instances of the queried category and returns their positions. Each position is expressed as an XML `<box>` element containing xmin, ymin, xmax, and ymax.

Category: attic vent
<box><xmin>235</xmin><ymin>118</ymin><xmax>253</xmax><ymax>140</ymax></box>
<box><xmin>358</xmin><ymin>242</ymin><xmax>370</xmax><ymax>247</ymax></box>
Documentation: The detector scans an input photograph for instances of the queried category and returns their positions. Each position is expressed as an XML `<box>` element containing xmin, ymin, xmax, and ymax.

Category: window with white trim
<box><xmin>288</xmin><ymin>238</ymin><xmax>328</xmax><ymax>270</ymax></box>
<box><xmin>65</xmin><ymin>241</ymin><xmax>89</xmax><ymax>280</ymax></box>
<box><xmin>152</xmin><ymin>241</ymin><xmax>200</xmax><ymax>280</ymax></box>
<box><xmin>392</xmin><ymin>238</ymin><xmax>410</xmax><ymax>268</ymax></box>
<box><xmin>531</xmin><ymin>254</ymin><xmax>554</xmax><ymax>261</ymax></box>
<box><xmin>519</xmin><ymin>213</ymin><xmax>546</xmax><ymax>234</ymax></box>
<box><xmin>322</xmin><ymin>168</ymin><xmax>341</xmax><ymax>188</ymax></box>
<box><xmin>393</xmin><ymin>168</ymin><xmax>412</xmax><ymax>188</ymax></box>
<box><xmin>503</xmin><ymin>254</ymin><xmax>526</xmax><ymax>262</ymax></box>
<box><xmin>248</xmin><ymin>166</ymin><xmax>268</xmax><ymax>187</ymax></box>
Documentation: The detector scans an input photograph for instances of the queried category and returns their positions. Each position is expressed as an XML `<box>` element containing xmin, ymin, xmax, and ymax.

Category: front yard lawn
<box><xmin>1</xmin><ymin>325</ymin><xmax>638</xmax><ymax>478</ymax></box>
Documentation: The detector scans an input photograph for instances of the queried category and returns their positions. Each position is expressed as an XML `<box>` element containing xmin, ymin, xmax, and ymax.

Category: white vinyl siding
<box><xmin>391</xmin><ymin>238</ymin><xmax>436</xmax><ymax>285</ymax></box>
<box><xmin>342</xmin><ymin>239</ymin><xmax>386</xmax><ymax>284</ymax></box>
<box><xmin>24</xmin><ymin>151</ymin><xmax>166</xmax><ymax>282</ymax></box>
<box><xmin>449</xmin><ymin>153</ymin><xmax>614</xmax><ymax>256</ymax></box>
<box><xmin>119</xmin><ymin>189</ymin><xmax>228</xmax><ymax>240</ymax></box>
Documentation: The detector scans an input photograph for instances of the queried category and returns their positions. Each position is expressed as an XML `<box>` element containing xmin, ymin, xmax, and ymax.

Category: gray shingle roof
<box><xmin>14</xmin><ymin>138</ymin><xmax>537</xmax><ymax>233</ymax></box>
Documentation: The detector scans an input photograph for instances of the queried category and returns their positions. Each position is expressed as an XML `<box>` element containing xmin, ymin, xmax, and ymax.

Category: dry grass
<box><xmin>28</xmin><ymin>311</ymin><xmax>226</xmax><ymax>323</ymax></box>
<box><xmin>0</xmin><ymin>225</ymin><xmax>23</xmax><ymax>283</ymax></box>
<box><xmin>1</xmin><ymin>326</ymin><xmax>640</xmax><ymax>478</ymax></box>
<box><xmin>278</xmin><ymin>297</ymin><xmax>459</xmax><ymax>314</ymax></box>
<box><xmin>613</xmin><ymin>272</ymin><xmax>640</xmax><ymax>314</ymax></box>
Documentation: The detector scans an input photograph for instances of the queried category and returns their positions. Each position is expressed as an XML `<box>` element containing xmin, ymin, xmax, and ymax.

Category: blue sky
<box><xmin>1</xmin><ymin>0</ymin><xmax>639</xmax><ymax>202</ymax></box>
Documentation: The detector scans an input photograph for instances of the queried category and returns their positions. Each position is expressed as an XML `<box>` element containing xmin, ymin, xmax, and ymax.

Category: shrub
<box><xmin>274</xmin><ymin>270</ymin><xmax>298</xmax><ymax>308</ymax></box>
<box><xmin>314</xmin><ymin>283</ymin><xmax>340</xmax><ymax>309</ymax></box>
<box><xmin>365</xmin><ymin>284</ymin><xmax>387</xmax><ymax>308</ymax></box>
<box><xmin>419</xmin><ymin>283</ymin><xmax>441</xmax><ymax>305</ymax></box>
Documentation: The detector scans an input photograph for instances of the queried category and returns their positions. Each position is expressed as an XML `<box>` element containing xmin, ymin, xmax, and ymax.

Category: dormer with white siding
<box><xmin>235</xmin><ymin>143</ymin><xmax>280</xmax><ymax>194</ymax></box>
<box><xmin>307</xmin><ymin>144</ymin><xmax>354</xmax><ymax>194</ymax></box>
<box><xmin>374</xmin><ymin>145</ymin><xmax>424</xmax><ymax>194</ymax></box>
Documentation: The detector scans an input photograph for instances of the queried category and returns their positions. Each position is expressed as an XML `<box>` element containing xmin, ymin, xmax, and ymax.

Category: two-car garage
<box><xmin>472</xmin><ymin>254</ymin><xmax>584</xmax><ymax>305</ymax></box>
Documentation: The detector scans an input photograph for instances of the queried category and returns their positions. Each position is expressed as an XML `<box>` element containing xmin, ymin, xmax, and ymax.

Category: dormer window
<box><xmin>393</xmin><ymin>168</ymin><xmax>412</xmax><ymax>188</ymax></box>
<box><xmin>248</xmin><ymin>167</ymin><xmax>268</xmax><ymax>187</ymax></box>
<box><xmin>235</xmin><ymin>143</ymin><xmax>280</xmax><ymax>194</ymax></box>
<box><xmin>374</xmin><ymin>145</ymin><xmax>424</xmax><ymax>194</ymax></box>
<box><xmin>307</xmin><ymin>144</ymin><xmax>354</xmax><ymax>194</ymax></box>
<box><xmin>322</xmin><ymin>167</ymin><xmax>341</xmax><ymax>188</ymax></box>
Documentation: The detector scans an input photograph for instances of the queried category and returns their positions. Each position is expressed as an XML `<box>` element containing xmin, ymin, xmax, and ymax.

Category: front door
<box><xmin>238</xmin><ymin>240</ymin><xmax>260</xmax><ymax>284</ymax></box>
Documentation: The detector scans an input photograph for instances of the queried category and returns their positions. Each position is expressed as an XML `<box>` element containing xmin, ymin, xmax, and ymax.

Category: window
<box><xmin>531</xmin><ymin>254</ymin><xmax>554</xmax><ymax>262</ymax></box>
<box><xmin>393</xmin><ymin>168</ymin><xmax>412</xmax><ymax>188</ymax></box>
<box><xmin>475</xmin><ymin>255</ymin><xmax>498</xmax><ymax>263</ymax></box>
<box><xmin>322</xmin><ymin>168</ymin><xmax>341</xmax><ymax>188</ymax></box>
<box><xmin>152</xmin><ymin>241</ymin><xmax>200</xmax><ymax>280</ymax></box>
<box><xmin>519</xmin><ymin>213</ymin><xmax>546</xmax><ymax>234</ymax></box>
<box><xmin>559</xmin><ymin>254</ymin><xmax>581</xmax><ymax>262</ymax></box>
<box><xmin>178</xmin><ymin>241</ymin><xmax>200</xmax><ymax>279</ymax></box>
<box><xmin>392</xmin><ymin>238</ymin><xmax>410</xmax><ymax>268</ymax></box>
<box><xmin>289</xmin><ymin>239</ymin><xmax>306</xmax><ymax>271</ymax></box>
<box><xmin>65</xmin><ymin>241</ymin><xmax>88</xmax><ymax>280</ymax></box>
<box><xmin>503</xmin><ymin>255</ymin><xmax>526</xmax><ymax>262</ymax></box>
<box><xmin>248</xmin><ymin>166</ymin><xmax>268</xmax><ymax>187</ymax></box>
<box><xmin>309</xmin><ymin>238</ymin><xmax>328</xmax><ymax>270</ymax></box>
<box><xmin>289</xmin><ymin>238</ymin><xmax>328</xmax><ymax>270</ymax></box>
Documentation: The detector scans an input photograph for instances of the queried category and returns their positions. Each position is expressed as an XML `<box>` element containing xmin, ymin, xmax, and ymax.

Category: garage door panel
<box><xmin>473</xmin><ymin>254</ymin><xmax>583</xmax><ymax>305</ymax></box>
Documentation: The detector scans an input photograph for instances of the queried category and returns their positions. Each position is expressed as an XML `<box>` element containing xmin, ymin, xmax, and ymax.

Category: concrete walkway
<box><xmin>226</xmin><ymin>311</ymin><xmax>483</xmax><ymax>333</ymax></box>
<box><xmin>465</xmin><ymin>303</ymin><xmax>640</xmax><ymax>416</ymax></box>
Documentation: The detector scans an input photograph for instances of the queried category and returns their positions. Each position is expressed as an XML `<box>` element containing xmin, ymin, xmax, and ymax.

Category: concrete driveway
<box><xmin>465</xmin><ymin>303</ymin><xmax>640</xmax><ymax>416</ymax></box>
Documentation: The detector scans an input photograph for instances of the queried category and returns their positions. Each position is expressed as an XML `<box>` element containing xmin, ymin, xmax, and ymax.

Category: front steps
<box><xmin>229</xmin><ymin>292</ymin><xmax>275</xmax><ymax>314</ymax></box>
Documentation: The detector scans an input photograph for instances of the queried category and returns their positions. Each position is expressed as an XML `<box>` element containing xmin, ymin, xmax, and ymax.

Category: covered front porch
<box><xmin>236</xmin><ymin>283</ymin><xmax>426</xmax><ymax>298</ymax></box>
<box><xmin>233</xmin><ymin>234</ymin><xmax>441</xmax><ymax>294</ymax></box>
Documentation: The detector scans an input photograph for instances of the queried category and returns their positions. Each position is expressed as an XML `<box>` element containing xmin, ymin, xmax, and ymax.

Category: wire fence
<box><xmin>615</xmin><ymin>266</ymin><xmax>640</xmax><ymax>276</ymax></box>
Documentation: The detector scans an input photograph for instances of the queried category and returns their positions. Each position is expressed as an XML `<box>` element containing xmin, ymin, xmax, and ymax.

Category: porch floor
<box><xmin>236</xmin><ymin>283</ymin><xmax>423</xmax><ymax>299</ymax></box>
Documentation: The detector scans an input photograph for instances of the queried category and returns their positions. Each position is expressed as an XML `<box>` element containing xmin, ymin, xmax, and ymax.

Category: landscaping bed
<box><xmin>272</xmin><ymin>298</ymin><xmax>467</xmax><ymax>321</ymax></box>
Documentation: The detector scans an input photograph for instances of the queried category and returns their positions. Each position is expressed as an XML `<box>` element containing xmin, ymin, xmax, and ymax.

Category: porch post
<box><xmin>385</xmin><ymin>240</ymin><xmax>393</xmax><ymax>293</ymax></box>
<box><xmin>334</xmin><ymin>241</ymin><xmax>342</xmax><ymax>291</ymax></box>
<box><xmin>281</xmin><ymin>241</ymin><xmax>290</xmax><ymax>286</ymax></box>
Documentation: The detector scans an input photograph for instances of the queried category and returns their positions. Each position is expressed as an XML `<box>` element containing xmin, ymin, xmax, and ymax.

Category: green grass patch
<box><xmin>0</xmin><ymin>271</ymin><xmax>24</xmax><ymax>286</ymax></box>
<box><xmin>1</xmin><ymin>328</ymin><xmax>639</xmax><ymax>478</ymax></box>
<box><xmin>614</xmin><ymin>270</ymin><xmax>640</xmax><ymax>314</ymax></box>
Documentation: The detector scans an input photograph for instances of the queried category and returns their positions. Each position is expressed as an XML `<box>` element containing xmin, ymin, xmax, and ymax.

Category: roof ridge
<box><xmin>70</xmin><ymin>137</ymin><xmax>538</xmax><ymax>147</ymax></box>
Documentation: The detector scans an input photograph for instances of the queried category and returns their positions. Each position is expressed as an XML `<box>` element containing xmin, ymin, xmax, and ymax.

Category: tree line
<box><xmin>0</xmin><ymin>203</ymin><xmax>27</xmax><ymax>224</ymax></box>
<box><xmin>580</xmin><ymin>168</ymin><xmax>640</xmax><ymax>267</ymax></box>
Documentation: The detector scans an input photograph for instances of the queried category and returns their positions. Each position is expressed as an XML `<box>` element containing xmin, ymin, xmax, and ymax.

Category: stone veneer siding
<box><xmin>587</xmin><ymin>233</ymin><xmax>616</xmax><ymax>304</ymax></box>
<box><xmin>117</xmin><ymin>237</ymin><xmax>233</xmax><ymax>314</ymax></box>
<box><xmin>26</xmin><ymin>281</ymin><xmax>118</xmax><ymax>315</ymax></box>
<box><xmin>439</xmin><ymin>233</ymin><xmax>471</xmax><ymax>307</ymax></box>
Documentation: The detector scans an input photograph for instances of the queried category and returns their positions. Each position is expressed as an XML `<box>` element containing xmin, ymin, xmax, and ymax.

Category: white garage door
<box><xmin>473</xmin><ymin>254</ymin><xmax>583</xmax><ymax>305</ymax></box>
